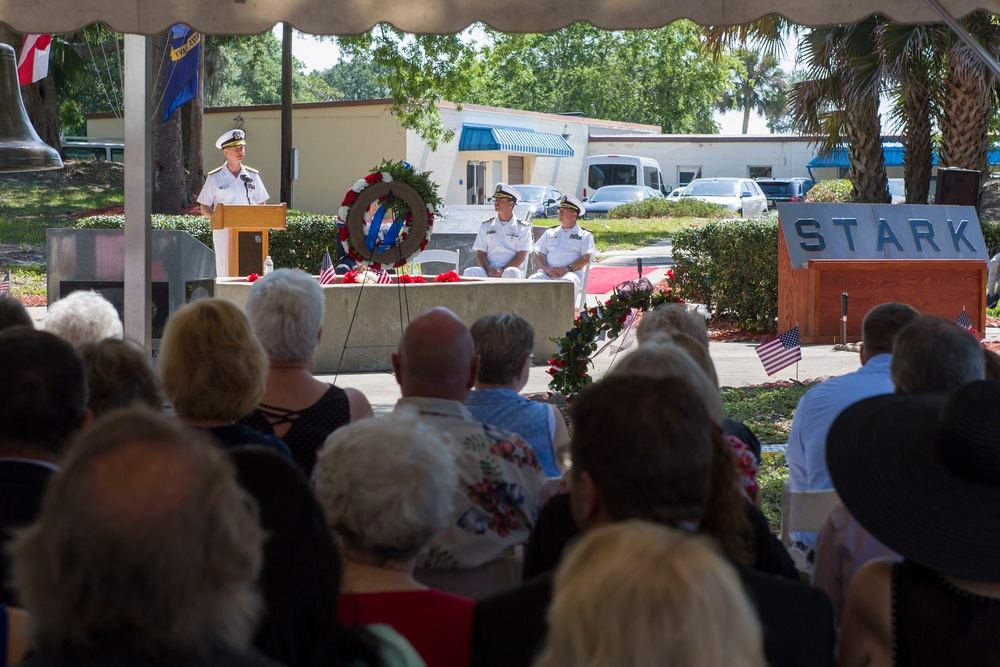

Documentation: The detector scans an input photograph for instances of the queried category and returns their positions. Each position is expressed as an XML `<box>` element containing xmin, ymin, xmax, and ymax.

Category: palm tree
<box><xmin>716</xmin><ymin>48</ymin><xmax>787</xmax><ymax>134</ymax></box>
<box><xmin>937</xmin><ymin>11</ymin><xmax>1000</xmax><ymax>190</ymax></box>
<box><xmin>790</xmin><ymin>17</ymin><xmax>890</xmax><ymax>203</ymax></box>
<box><xmin>882</xmin><ymin>23</ymin><xmax>947</xmax><ymax>204</ymax></box>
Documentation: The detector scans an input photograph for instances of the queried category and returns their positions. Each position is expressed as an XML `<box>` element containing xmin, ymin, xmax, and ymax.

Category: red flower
<box><xmin>419</xmin><ymin>239</ymin><xmax>430</xmax><ymax>251</ymax></box>
<box><xmin>547</xmin><ymin>368</ymin><xmax>557</xmax><ymax>375</ymax></box>
<box><xmin>338</xmin><ymin>226</ymin><xmax>350</xmax><ymax>241</ymax></box>
<box><xmin>247</xmin><ymin>273</ymin><xmax>260</xmax><ymax>282</ymax></box>
<box><xmin>488</xmin><ymin>509</ymin><xmax>522</xmax><ymax>538</ymax></box>
<box><xmin>434</xmin><ymin>270</ymin><xmax>460</xmax><ymax>283</ymax></box>
<box><xmin>342</xmin><ymin>190</ymin><xmax>357</xmax><ymax>206</ymax></box>
<box><xmin>363</xmin><ymin>173</ymin><xmax>381</xmax><ymax>184</ymax></box>
<box><xmin>666</xmin><ymin>268</ymin><xmax>675</xmax><ymax>281</ymax></box>
<box><xmin>342</xmin><ymin>271</ymin><xmax>359</xmax><ymax>284</ymax></box>
<box><xmin>469</xmin><ymin>481</ymin><xmax>500</xmax><ymax>512</ymax></box>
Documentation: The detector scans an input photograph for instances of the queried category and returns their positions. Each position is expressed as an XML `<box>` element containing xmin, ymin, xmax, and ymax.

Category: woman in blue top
<box><xmin>464</xmin><ymin>313</ymin><xmax>568</xmax><ymax>478</ymax></box>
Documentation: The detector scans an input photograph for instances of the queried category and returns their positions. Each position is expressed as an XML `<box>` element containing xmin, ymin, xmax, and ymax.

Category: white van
<box><xmin>583</xmin><ymin>155</ymin><xmax>668</xmax><ymax>197</ymax></box>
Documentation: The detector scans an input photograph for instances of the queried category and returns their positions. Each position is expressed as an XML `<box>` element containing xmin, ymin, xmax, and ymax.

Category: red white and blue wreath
<box><xmin>336</xmin><ymin>160</ymin><xmax>441</xmax><ymax>270</ymax></box>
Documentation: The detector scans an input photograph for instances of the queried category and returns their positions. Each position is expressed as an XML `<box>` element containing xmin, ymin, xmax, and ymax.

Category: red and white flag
<box><xmin>372</xmin><ymin>269</ymin><xmax>393</xmax><ymax>285</ymax></box>
<box><xmin>755</xmin><ymin>327</ymin><xmax>802</xmax><ymax>376</ymax></box>
<box><xmin>17</xmin><ymin>34</ymin><xmax>52</xmax><ymax>86</ymax></box>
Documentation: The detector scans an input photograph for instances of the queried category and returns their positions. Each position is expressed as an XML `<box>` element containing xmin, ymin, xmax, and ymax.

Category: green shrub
<box><xmin>672</xmin><ymin>218</ymin><xmax>778</xmax><ymax>331</ymax></box>
<box><xmin>608</xmin><ymin>197</ymin><xmax>730</xmax><ymax>220</ymax></box>
<box><xmin>981</xmin><ymin>220</ymin><xmax>1000</xmax><ymax>257</ymax></box>
<box><xmin>805</xmin><ymin>179</ymin><xmax>855</xmax><ymax>203</ymax></box>
<box><xmin>75</xmin><ymin>210</ymin><xmax>341</xmax><ymax>272</ymax></box>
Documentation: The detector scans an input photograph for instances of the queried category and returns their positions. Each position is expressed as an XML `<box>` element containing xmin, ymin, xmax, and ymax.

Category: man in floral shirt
<box><xmin>392</xmin><ymin>307</ymin><xmax>549</xmax><ymax>573</ymax></box>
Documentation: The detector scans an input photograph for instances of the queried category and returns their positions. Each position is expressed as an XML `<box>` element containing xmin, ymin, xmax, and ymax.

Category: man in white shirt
<box><xmin>197</xmin><ymin>129</ymin><xmax>270</xmax><ymax>217</ymax></box>
<box><xmin>464</xmin><ymin>183</ymin><xmax>532</xmax><ymax>279</ymax></box>
<box><xmin>528</xmin><ymin>194</ymin><xmax>595</xmax><ymax>302</ymax></box>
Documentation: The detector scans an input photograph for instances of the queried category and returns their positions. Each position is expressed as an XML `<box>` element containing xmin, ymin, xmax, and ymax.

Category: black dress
<box><xmin>239</xmin><ymin>385</ymin><xmax>351</xmax><ymax>476</ymax></box>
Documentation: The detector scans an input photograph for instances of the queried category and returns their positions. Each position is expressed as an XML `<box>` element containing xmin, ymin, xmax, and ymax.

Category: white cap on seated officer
<box><xmin>215</xmin><ymin>129</ymin><xmax>247</xmax><ymax>150</ymax></box>
<box><xmin>558</xmin><ymin>193</ymin><xmax>586</xmax><ymax>218</ymax></box>
<box><xmin>492</xmin><ymin>182</ymin><xmax>521</xmax><ymax>204</ymax></box>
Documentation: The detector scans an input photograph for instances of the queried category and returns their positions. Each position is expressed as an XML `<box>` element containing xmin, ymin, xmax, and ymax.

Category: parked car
<box><xmin>583</xmin><ymin>185</ymin><xmax>662</xmax><ymax>218</ymax></box>
<box><xmin>756</xmin><ymin>178</ymin><xmax>815</xmax><ymax>209</ymax></box>
<box><xmin>887</xmin><ymin>178</ymin><xmax>905</xmax><ymax>204</ymax></box>
<box><xmin>680</xmin><ymin>178</ymin><xmax>768</xmax><ymax>219</ymax></box>
<box><xmin>666</xmin><ymin>187</ymin><xmax>684</xmax><ymax>201</ymax></box>
<box><xmin>511</xmin><ymin>184</ymin><xmax>562</xmax><ymax>219</ymax></box>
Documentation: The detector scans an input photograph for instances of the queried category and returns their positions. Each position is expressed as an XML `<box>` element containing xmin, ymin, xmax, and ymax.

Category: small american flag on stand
<box><xmin>755</xmin><ymin>327</ymin><xmax>802</xmax><ymax>376</ymax></box>
<box><xmin>372</xmin><ymin>269</ymin><xmax>393</xmax><ymax>285</ymax></box>
<box><xmin>957</xmin><ymin>309</ymin><xmax>973</xmax><ymax>331</ymax></box>
<box><xmin>0</xmin><ymin>271</ymin><xmax>10</xmax><ymax>297</ymax></box>
<box><xmin>319</xmin><ymin>249</ymin><xmax>336</xmax><ymax>285</ymax></box>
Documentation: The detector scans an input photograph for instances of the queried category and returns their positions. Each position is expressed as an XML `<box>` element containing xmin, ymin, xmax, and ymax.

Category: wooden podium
<box><xmin>210</xmin><ymin>204</ymin><xmax>287</xmax><ymax>277</ymax></box>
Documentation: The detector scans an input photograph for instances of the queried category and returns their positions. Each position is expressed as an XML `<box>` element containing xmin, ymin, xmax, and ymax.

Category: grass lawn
<box><xmin>586</xmin><ymin>217</ymin><xmax>711</xmax><ymax>252</ymax></box>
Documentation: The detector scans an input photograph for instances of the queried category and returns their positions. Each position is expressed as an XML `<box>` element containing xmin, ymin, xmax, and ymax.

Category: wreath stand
<box><xmin>334</xmin><ymin>178</ymin><xmax>435</xmax><ymax>376</ymax></box>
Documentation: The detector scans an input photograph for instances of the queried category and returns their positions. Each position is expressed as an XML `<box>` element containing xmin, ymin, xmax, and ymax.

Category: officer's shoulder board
<box><xmin>482</xmin><ymin>217</ymin><xmax>494</xmax><ymax>224</ymax></box>
<box><xmin>207</xmin><ymin>165</ymin><xmax>225</xmax><ymax>175</ymax></box>
<box><xmin>244</xmin><ymin>166</ymin><xmax>260</xmax><ymax>174</ymax></box>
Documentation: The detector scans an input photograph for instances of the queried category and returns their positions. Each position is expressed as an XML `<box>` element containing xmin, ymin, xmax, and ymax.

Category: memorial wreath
<box><xmin>337</xmin><ymin>160</ymin><xmax>442</xmax><ymax>269</ymax></box>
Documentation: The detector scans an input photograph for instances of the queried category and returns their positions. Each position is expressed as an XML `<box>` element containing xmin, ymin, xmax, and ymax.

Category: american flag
<box><xmin>755</xmin><ymin>327</ymin><xmax>802</xmax><ymax>376</ymax></box>
<box><xmin>372</xmin><ymin>269</ymin><xmax>393</xmax><ymax>285</ymax></box>
<box><xmin>0</xmin><ymin>271</ymin><xmax>9</xmax><ymax>297</ymax></box>
<box><xmin>319</xmin><ymin>249</ymin><xmax>336</xmax><ymax>285</ymax></box>
<box><xmin>957</xmin><ymin>309</ymin><xmax>973</xmax><ymax>331</ymax></box>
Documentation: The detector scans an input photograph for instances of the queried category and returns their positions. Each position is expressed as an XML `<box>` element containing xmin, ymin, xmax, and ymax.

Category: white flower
<box><xmin>382</xmin><ymin>172</ymin><xmax>393</xmax><ymax>182</ymax></box>
<box><xmin>338</xmin><ymin>206</ymin><xmax>349</xmax><ymax>221</ymax></box>
<box><xmin>352</xmin><ymin>179</ymin><xmax>367</xmax><ymax>193</ymax></box>
<box><xmin>426</xmin><ymin>203</ymin><xmax>435</xmax><ymax>213</ymax></box>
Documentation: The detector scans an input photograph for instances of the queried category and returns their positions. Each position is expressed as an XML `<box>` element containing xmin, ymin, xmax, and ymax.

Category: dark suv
<box><xmin>756</xmin><ymin>178</ymin><xmax>815</xmax><ymax>209</ymax></box>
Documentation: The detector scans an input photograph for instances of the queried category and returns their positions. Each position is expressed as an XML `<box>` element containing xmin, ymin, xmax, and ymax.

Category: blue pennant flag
<box><xmin>162</xmin><ymin>24</ymin><xmax>201</xmax><ymax>121</ymax></box>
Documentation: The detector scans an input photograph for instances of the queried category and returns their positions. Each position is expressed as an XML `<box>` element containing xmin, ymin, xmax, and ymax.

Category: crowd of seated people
<box><xmin>6</xmin><ymin>291</ymin><xmax>1000</xmax><ymax>667</ymax></box>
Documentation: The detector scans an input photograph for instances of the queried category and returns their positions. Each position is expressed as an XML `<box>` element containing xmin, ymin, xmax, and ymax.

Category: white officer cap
<box><xmin>492</xmin><ymin>182</ymin><xmax>522</xmax><ymax>203</ymax></box>
<box><xmin>216</xmin><ymin>129</ymin><xmax>247</xmax><ymax>150</ymax></box>
<box><xmin>558</xmin><ymin>193</ymin><xmax>586</xmax><ymax>217</ymax></box>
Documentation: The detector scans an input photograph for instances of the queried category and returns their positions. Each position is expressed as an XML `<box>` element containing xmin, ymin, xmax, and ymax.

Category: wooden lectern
<box><xmin>210</xmin><ymin>204</ymin><xmax>287</xmax><ymax>277</ymax></box>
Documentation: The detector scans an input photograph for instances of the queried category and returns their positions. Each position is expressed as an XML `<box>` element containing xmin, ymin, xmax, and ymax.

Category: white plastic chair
<box><xmin>779</xmin><ymin>480</ymin><xmax>841</xmax><ymax>573</ymax></box>
<box><xmin>411</xmin><ymin>248</ymin><xmax>460</xmax><ymax>274</ymax></box>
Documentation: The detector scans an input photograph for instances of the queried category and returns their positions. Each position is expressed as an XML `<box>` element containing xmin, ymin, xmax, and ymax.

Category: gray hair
<box><xmin>636</xmin><ymin>302</ymin><xmax>709</xmax><ymax>349</ymax></box>
<box><xmin>245</xmin><ymin>268</ymin><xmax>325</xmax><ymax>363</ymax></box>
<box><xmin>471</xmin><ymin>312</ymin><xmax>534</xmax><ymax>385</ymax></box>
<box><xmin>11</xmin><ymin>408</ymin><xmax>263</xmax><ymax>662</ymax></box>
<box><xmin>891</xmin><ymin>314</ymin><xmax>985</xmax><ymax>393</ymax></box>
<box><xmin>312</xmin><ymin>410</ymin><xmax>459</xmax><ymax>564</ymax></box>
<box><xmin>43</xmin><ymin>290</ymin><xmax>123</xmax><ymax>348</ymax></box>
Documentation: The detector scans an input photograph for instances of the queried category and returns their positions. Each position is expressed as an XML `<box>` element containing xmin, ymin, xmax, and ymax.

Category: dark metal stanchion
<box><xmin>637</xmin><ymin>257</ymin><xmax>643</xmax><ymax>279</ymax></box>
<box><xmin>840</xmin><ymin>293</ymin><xmax>849</xmax><ymax>345</ymax></box>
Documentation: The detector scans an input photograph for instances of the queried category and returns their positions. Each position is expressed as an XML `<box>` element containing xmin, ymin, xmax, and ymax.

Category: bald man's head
<box><xmin>393</xmin><ymin>307</ymin><xmax>479</xmax><ymax>401</ymax></box>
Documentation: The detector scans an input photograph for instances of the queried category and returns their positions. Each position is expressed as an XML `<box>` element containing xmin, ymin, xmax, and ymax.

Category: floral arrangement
<box><xmin>547</xmin><ymin>270</ymin><xmax>682</xmax><ymax>397</ymax></box>
<box><xmin>398</xmin><ymin>274</ymin><xmax>427</xmax><ymax>284</ymax></box>
<box><xmin>337</xmin><ymin>160</ymin><xmax>442</xmax><ymax>269</ymax></box>
<box><xmin>433</xmin><ymin>270</ymin><xmax>461</xmax><ymax>283</ymax></box>
<box><xmin>246</xmin><ymin>273</ymin><xmax>261</xmax><ymax>282</ymax></box>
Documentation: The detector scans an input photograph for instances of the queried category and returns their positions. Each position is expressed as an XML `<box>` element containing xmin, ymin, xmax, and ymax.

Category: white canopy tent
<box><xmin>1</xmin><ymin>0</ymin><xmax>998</xmax><ymax>348</ymax></box>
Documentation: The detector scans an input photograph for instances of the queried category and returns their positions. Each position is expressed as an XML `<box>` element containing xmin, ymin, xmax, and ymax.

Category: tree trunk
<box><xmin>152</xmin><ymin>30</ymin><xmax>189</xmax><ymax>214</ymax></box>
<box><xmin>901</xmin><ymin>88</ymin><xmax>933</xmax><ymax>204</ymax></box>
<box><xmin>939</xmin><ymin>54</ymin><xmax>994</xmax><ymax>184</ymax></box>
<box><xmin>845</xmin><ymin>107</ymin><xmax>890</xmax><ymax>203</ymax></box>
<box><xmin>0</xmin><ymin>29</ymin><xmax>62</xmax><ymax>156</ymax></box>
<box><xmin>741</xmin><ymin>105</ymin><xmax>751</xmax><ymax>135</ymax></box>
<box><xmin>182</xmin><ymin>41</ymin><xmax>204</xmax><ymax>202</ymax></box>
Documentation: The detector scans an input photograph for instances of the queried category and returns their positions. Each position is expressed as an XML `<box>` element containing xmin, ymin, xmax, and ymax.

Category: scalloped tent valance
<box><xmin>0</xmin><ymin>0</ymin><xmax>997</xmax><ymax>35</ymax></box>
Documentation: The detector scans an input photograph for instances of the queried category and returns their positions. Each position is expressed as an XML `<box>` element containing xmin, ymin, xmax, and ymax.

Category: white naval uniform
<box><xmin>198</xmin><ymin>164</ymin><xmax>270</xmax><ymax>276</ymax></box>
<box><xmin>528</xmin><ymin>223</ymin><xmax>596</xmax><ymax>299</ymax></box>
<box><xmin>197</xmin><ymin>164</ymin><xmax>270</xmax><ymax>208</ymax></box>
<box><xmin>463</xmin><ymin>214</ymin><xmax>533</xmax><ymax>279</ymax></box>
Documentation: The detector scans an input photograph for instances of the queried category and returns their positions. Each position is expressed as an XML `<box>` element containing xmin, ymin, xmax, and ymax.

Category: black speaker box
<box><xmin>935</xmin><ymin>168</ymin><xmax>980</xmax><ymax>208</ymax></box>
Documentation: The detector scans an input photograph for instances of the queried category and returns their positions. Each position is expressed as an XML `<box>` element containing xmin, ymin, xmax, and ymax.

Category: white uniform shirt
<box><xmin>197</xmin><ymin>164</ymin><xmax>270</xmax><ymax>208</ymax></box>
<box><xmin>533</xmin><ymin>223</ymin><xmax>596</xmax><ymax>269</ymax></box>
<box><xmin>472</xmin><ymin>215</ymin><xmax>532</xmax><ymax>268</ymax></box>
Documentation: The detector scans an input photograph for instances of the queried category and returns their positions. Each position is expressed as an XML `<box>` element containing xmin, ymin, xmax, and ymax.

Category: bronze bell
<box><xmin>0</xmin><ymin>42</ymin><xmax>62</xmax><ymax>172</ymax></box>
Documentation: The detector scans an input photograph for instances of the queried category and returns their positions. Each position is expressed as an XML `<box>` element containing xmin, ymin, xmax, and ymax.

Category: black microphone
<box><xmin>241</xmin><ymin>174</ymin><xmax>252</xmax><ymax>204</ymax></box>
<box><xmin>240</xmin><ymin>174</ymin><xmax>250</xmax><ymax>183</ymax></box>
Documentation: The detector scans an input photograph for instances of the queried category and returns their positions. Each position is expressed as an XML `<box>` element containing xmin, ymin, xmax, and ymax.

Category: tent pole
<box><xmin>925</xmin><ymin>0</ymin><xmax>1000</xmax><ymax>79</ymax></box>
<box><xmin>123</xmin><ymin>35</ymin><xmax>153</xmax><ymax>352</ymax></box>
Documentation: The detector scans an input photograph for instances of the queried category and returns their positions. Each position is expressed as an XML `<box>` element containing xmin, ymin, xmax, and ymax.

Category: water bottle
<box><xmin>263</xmin><ymin>255</ymin><xmax>274</xmax><ymax>275</ymax></box>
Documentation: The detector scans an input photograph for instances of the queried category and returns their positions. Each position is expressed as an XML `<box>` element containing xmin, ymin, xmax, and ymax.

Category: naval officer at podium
<box><xmin>198</xmin><ymin>129</ymin><xmax>270</xmax><ymax>217</ymax></box>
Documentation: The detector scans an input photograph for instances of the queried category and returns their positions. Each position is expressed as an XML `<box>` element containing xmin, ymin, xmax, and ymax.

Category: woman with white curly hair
<box><xmin>43</xmin><ymin>290</ymin><xmax>122</xmax><ymax>348</ymax></box>
<box><xmin>313</xmin><ymin>411</ymin><xmax>473</xmax><ymax>667</ymax></box>
<box><xmin>239</xmin><ymin>269</ymin><xmax>373</xmax><ymax>476</ymax></box>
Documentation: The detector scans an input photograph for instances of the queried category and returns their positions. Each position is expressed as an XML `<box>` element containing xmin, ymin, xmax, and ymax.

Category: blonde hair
<box><xmin>158</xmin><ymin>299</ymin><xmax>268</xmax><ymax>421</ymax></box>
<box><xmin>609</xmin><ymin>341</ymin><xmax>723</xmax><ymax>423</ymax></box>
<box><xmin>636</xmin><ymin>302</ymin><xmax>709</xmax><ymax>348</ymax></box>
<box><xmin>535</xmin><ymin>521</ymin><xmax>765</xmax><ymax>667</ymax></box>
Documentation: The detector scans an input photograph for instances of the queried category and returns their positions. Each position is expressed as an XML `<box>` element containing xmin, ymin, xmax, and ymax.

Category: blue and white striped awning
<box><xmin>459</xmin><ymin>124</ymin><xmax>574</xmax><ymax>157</ymax></box>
